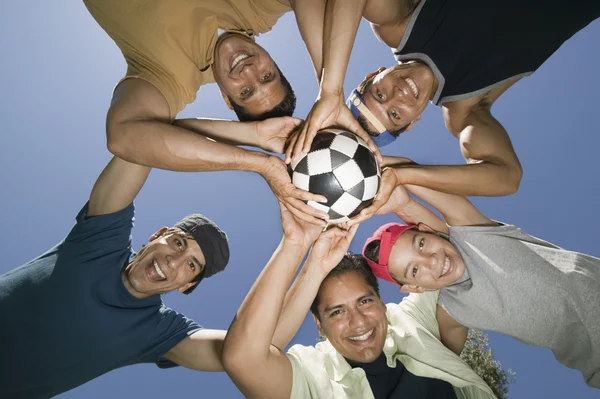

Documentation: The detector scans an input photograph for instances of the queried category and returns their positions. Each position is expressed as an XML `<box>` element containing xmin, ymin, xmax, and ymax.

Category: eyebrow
<box><xmin>322</xmin><ymin>293</ymin><xmax>373</xmax><ymax>314</ymax></box>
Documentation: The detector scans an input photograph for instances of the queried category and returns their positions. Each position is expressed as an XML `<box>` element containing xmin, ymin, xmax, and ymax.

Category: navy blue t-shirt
<box><xmin>0</xmin><ymin>204</ymin><xmax>201</xmax><ymax>399</ymax></box>
<box><xmin>348</xmin><ymin>353</ymin><xmax>457</xmax><ymax>399</ymax></box>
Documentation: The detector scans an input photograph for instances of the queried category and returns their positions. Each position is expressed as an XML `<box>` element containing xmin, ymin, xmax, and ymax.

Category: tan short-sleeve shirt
<box><xmin>84</xmin><ymin>0</ymin><xmax>291</xmax><ymax>119</ymax></box>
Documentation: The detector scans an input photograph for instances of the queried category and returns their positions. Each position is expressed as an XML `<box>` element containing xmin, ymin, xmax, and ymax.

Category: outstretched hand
<box><xmin>307</xmin><ymin>224</ymin><xmax>359</xmax><ymax>277</ymax></box>
<box><xmin>255</xmin><ymin>117</ymin><xmax>302</xmax><ymax>154</ymax></box>
<box><xmin>279</xmin><ymin>202</ymin><xmax>325</xmax><ymax>249</ymax></box>
<box><xmin>284</xmin><ymin>91</ymin><xmax>382</xmax><ymax>164</ymax></box>
<box><xmin>261</xmin><ymin>156</ymin><xmax>329</xmax><ymax>226</ymax></box>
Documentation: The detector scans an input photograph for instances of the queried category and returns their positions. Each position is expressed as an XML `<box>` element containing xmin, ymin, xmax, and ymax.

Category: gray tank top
<box><xmin>438</xmin><ymin>223</ymin><xmax>600</xmax><ymax>386</ymax></box>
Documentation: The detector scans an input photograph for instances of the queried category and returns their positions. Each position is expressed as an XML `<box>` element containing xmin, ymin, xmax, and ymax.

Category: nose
<box><xmin>393</xmin><ymin>85</ymin><xmax>407</xmax><ymax>102</ymax></box>
<box><xmin>348</xmin><ymin>308</ymin><xmax>368</xmax><ymax>329</ymax></box>
<box><xmin>418</xmin><ymin>251</ymin><xmax>438</xmax><ymax>271</ymax></box>
<box><xmin>165</xmin><ymin>253</ymin><xmax>185</xmax><ymax>270</ymax></box>
<box><xmin>239</xmin><ymin>63</ymin><xmax>260</xmax><ymax>83</ymax></box>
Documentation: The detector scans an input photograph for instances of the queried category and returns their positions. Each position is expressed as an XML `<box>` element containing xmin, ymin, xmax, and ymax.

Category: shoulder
<box><xmin>286</xmin><ymin>344</ymin><xmax>330</xmax><ymax>397</ymax></box>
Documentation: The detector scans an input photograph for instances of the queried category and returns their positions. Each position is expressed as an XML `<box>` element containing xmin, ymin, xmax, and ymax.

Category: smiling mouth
<box><xmin>147</xmin><ymin>259</ymin><xmax>167</xmax><ymax>282</ymax></box>
<box><xmin>405</xmin><ymin>78</ymin><xmax>419</xmax><ymax>98</ymax></box>
<box><xmin>348</xmin><ymin>329</ymin><xmax>374</xmax><ymax>342</ymax></box>
<box><xmin>439</xmin><ymin>255</ymin><xmax>453</xmax><ymax>278</ymax></box>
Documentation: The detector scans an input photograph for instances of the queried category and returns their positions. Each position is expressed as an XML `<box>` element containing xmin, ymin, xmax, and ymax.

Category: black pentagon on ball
<box><xmin>330</xmin><ymin>149</ymin><xmax>352</xmax><ymax>170</ymax></box>
<box><xmin>310</xmin><ymin>131</ymin><xmax>338</xmax><ymax>151</ymax></box>
<box><xmin>338</xmin><ymin>131</ymin><xmax>359</xmax><ymax>142</ymax></box>
<box><xmin>308</xmin><ymin>172</ymin><xmax>345</xmax><ymax>207</ymax></box>
<box><xmin>354</xmin><ymin>144</ymin><xmax>379</xmax><ymax>178</ymax></box>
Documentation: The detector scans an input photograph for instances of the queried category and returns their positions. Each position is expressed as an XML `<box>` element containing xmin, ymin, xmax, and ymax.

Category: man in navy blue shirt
<box><xmin>0</xmin><ymin>157</ymin><xmax>230</xmax><ymax>398</ymax></box>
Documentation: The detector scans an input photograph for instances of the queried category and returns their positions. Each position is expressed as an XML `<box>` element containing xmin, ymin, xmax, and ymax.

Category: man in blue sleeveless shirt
<box><xmin>0</xmin><ymin>157</ymin><xmax>229</xmax><ymax>398</ymax></box>
<box><xmin>285</xmin><ymin>0</ymin><xmax>599</xmax><ymax>202</ymax></box>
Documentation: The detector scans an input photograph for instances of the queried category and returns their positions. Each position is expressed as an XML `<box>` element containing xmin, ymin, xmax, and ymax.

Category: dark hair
<box><xmin>310</xmin><ymin>254</ymin><xmax>381</xmax><ymax>320</ymax></box>
<box><xmin>228</xmin><ymin>65</ymin><xmax>296</xmax><ymax>122</ymax></box>
<box><xmin>363</xmin><ymin>239</ymin><xmax>381</xmax><ymax>265</ymax></box>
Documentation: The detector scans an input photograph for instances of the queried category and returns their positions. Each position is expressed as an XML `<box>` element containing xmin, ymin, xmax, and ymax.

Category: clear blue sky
<box><xmin>0</xmin><ymin>2</ymin><xmax>598</xmax><ymax>398</ymax></box>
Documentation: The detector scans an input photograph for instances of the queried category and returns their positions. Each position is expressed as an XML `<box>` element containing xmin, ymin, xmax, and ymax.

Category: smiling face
<box><xmin>212</xmin><ymin>33</ymin><xmax>286</xmax><ymax>117</ymax></box>
<box><xmin>387</xmin><ymin>227</ymin><xmax>465</xmax><ymax>292</ymax></box>
<box><xmin>122</xmin><ymin>227</ymin><xmax>206</xmax><ymax>298</ymax></box>
<box><xmin>361</xmin><ymin>62</ymin><xmax>438</xmax><ymax>133</ymax></box>
<box><xmin>314</xmin><ymin>271</ymin><xmax>388</xmax><ymax>363</ymax></box>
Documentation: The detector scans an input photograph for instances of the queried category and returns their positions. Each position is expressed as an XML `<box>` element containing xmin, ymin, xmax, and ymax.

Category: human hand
<box><xmin>374</xmin><ymin>184</ymin><xmax>412</xmax><ymax>216</ymax></box>
<box><xmin>343</xmin><ymin>168</ymin><xmax>399</xmax><ymax>227</ymax></box>
<box><xmin>261</xmin><ymin>156</ymin><xmax>329</xmax><ymax>226</ymax></box>
<box><xmin>255</xmin><ymin>117</ymin><xmax>302</xmax><ymax>154</ymax></box>
<box><xmin>279</xmin><ymin>202</ymin><xmax>325</xmax><ymax>249</ymax></box>
<box><xmin>284</xmin><ymin>91</ymin><xmax>382</xmax><ymax>164</ymax></box>
<box><xmin>381</xmin><ymin>155</ymin><xmax>416</xmax><ymax>169</ymax></box>
<box><xmin>306</xmin><ymin>224</ymin><xmax>359</xmax><ymax>277</ymax></box>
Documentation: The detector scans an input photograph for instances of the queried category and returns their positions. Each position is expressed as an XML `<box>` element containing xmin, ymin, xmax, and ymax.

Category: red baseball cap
<box><xmin>362</xmin><ymin>223</ymin><xmax>416</xmax><ymax>285</ymax></box>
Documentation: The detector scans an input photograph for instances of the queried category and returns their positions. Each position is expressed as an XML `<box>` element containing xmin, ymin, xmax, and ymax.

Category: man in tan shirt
<box><xmin>84</xmin><ymin>0</ymin><xmax>333</xmax><ymax>225</ymax></box>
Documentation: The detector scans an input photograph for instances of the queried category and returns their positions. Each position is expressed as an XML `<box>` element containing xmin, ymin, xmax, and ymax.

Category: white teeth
<box><xmin>231</xmin><ymin>54</ymin><xmax>249</xmax><ymax>69</ymax></box>
<box><xmin>440</xmin><ymin>256</ymin><xmax>450</xmax><ymax>277</ymax></box>
<box><xmin>348</xmin><ymin>329</ymin><xmax>373</xmax><ymax>341</ymax></box>
<box><xmin>405</xmin><ymin>78</ymin><xmax>419</xmax><ymax>98</ymax></box>
<box><xmin>153</xmin><ymin>260</ymin><xmax>166</xmax><ymax>279</ymax></box>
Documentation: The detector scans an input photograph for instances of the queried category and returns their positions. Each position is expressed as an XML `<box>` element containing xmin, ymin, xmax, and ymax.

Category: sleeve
<box><xmin>64</xmin><ymin>202</ymin><xmax>134</xmax><ymax>248</ymax></box>
<box><xmin>286</xmin><ymin>350</ymin><xmax>316</xmax><ymax>399</ymax></box>
<box><xmin>392</xmin><ymin>291</ymin><xmax>441</xmax><ymax>339</ymax></box>
<box><xmin>150</xmin><ymin>307</ymin><xmax>203</xmax><ymax>368</ymax></box>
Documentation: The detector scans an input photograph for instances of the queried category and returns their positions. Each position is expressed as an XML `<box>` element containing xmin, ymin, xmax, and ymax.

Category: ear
<box><xmin>399</xmin><ymin>284</ymin><xmax>425</xmax><ymax>294</ymax></box>
<box><xmin>178</xmin><ymin>280</ymin><xmax>199</xmax><ymax>294</ymax></box>
<box><xmin>417</xmin><ymin>222</ymin><xmax>437</xmax><ymax>234</ymax></box>
<box><xmin>312</xmin><ymin>313</ymin><xmax>324</xmax><ymax>336</ymax></box>
<box><xmin>220</xmin><ymin>90</ymin><xmax>234</xmax><ymax>110</ymax></box>
<box><xmin>364</xmin><ymin>66</ymin><xmax>386</xmax><ymax>80</ymax></box>
<box><xmin>149</xmin><ymin>226</ymin><xmax>169</xmax><ymax>242</ymax></box>
<box><xmin>403</xmin><ymin>115</ymin><xmax>422</xmax><ymax>132</ymax></box>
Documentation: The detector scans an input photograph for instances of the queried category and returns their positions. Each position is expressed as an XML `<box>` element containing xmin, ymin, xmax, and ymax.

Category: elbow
<box><xmin>106</xmin><ymin>119</ymin><xmax>133</xmax><ymax>160</ymax></box>
<box><xmin>222</xmin><ymin>335</ymin><xmax>250</xmax><ymax>376</ymax></box>
<box><xmin>499</xmin><ymin>163</ymin><xmax>522</xmax><ymax>196</ymax></box>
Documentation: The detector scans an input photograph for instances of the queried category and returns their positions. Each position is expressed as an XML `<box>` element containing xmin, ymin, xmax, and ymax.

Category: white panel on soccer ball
<box><xmin>307</xmin><ymin>200</ymin><xmax>330</xmax><ymax>214</ymax></box>
<box><xmin>330</xmin><ymin>135</ymin><xmax>359</xmax><ymax>158</ymax></box>
<box><xmin>356</xmin><ymin>135</ymin><xmax>369</xmax><ymax>147</ymax></box>
<box><xmin>330</xmin><ymin>192</ymin><xmax>362</xmax><ymax>216</ymax></box>
<box><xmin>362</xmin><ymin>175</ymin><xmax>379</xmax><ymax>200</ymax></box>
<box><xmin>307</xmin><ymin>149</ymin><xmax>333</xmax><ymax>175</ymax></box>
<box><xmin>333</xmin><ymin>160</ymin><xmax>364</xmax><ymax>191</ymax></box>
<box><xmin>292</xmin><ymin>172</ymin><xmax>310</xmax><ymax>192</ymax></box>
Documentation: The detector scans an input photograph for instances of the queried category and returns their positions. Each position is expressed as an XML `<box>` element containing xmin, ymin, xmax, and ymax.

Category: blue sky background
<box><xmin>0</xmin><ymin>2</ymin><xmax>598</xmax><ymax>398</ymax></box>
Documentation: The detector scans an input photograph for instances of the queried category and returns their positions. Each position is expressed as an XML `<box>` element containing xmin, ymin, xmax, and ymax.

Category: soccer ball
<box><xmin>288</xmin><ymin>129</ymin><xmax>381</xmax><ymax>224</ymax></box>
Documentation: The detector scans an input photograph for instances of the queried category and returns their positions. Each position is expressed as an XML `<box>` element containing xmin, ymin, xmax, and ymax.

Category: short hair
<box><xmin>363</xmin><ymin>239</ymin><xmax>381</xmax><ymax>265</ymax></box>
<box><xmin>229</xmin><ymin>65</ymin><xmax>296</xmax><ymax>122</ymax></box>
<box><xmin>310</xmin><ymin>254</ymin><xmax>381</xmax><ymax>320</ymax></box>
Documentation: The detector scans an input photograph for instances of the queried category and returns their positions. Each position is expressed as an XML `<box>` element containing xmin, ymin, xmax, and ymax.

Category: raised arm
<box><xmin>107</xmin><ymin>79</ymin><xmax>328</xmax><ymax>225</ymax></box>
<box><xmin>286</xmin><ymin>0</ymin><xmax>381</xmax><ymax>163</ymax></box>
<box><xmin>222</xmin><ymin>206</ymin><xmax>319</xmax><ymax>399</ymax></box>
<box><xmin>289</xmin><ymin>0</ymin><xmax>326</xmax><ymax>81</ymax></box>
<box><xmin>87</xmin><ymin>156</ymin><xmax>151</xmax><ymax>217</ymax></box>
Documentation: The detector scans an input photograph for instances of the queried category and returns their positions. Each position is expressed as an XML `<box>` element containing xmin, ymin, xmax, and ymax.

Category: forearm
<box><xmin>172</xmin><ymin>118</ymin><xmax>259</xmax><ymax>148</ymax></box>
<box><xmin>404</xmin><ymin>184</ymin><xmax>493</xmax><ymax>227</ymax></box>
<box><xmin>392</xmin><ymin>161</ymin><xmax>519</xmax><ymax>197</ymax></box>
<box><xmin>290</xmin><ymin>0</ymin><xmax>326</xmax><ymax>81</ymax></box>
<box><xmin>224</xmin><ymin>240</ymin><xmax>307</xmax><ymax>363</ymax></box>
<box><xmin>320</xmin><ymin>0</ymin><xmax>367</xmax><ymax>93</ymax></box>
<box><xmin>272</xmin><ymin>262</ymin><xmax>326</xmax><ymax>350</ymax></box>
<box><xmin>392</xmin><ymin>196</ymin><xmax>448</xmax><ymax>234</ymax></box>
<box><xmin>108</xmin><ymin>118</ymin><xmax>268</xmax><ymax>173</ymax></box>
<box><xmin>88</xmin><ymin>157</ymin><xmax>151</xmax><ymax>217</ymax></box>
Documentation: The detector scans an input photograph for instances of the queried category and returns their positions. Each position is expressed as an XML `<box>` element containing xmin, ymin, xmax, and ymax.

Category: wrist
<box><xmin>280</xmin><ymin>237</ymin><xmax>311</xmax><ymax>256</ymax></box>
<box><xmin>245</xmin><ymin>151</ymin><xmax>272</xmax><ymax>175</ymax></box>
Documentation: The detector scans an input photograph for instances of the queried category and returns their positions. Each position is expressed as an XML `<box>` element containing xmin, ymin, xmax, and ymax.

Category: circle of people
<box><xmin>2</xmin><ymin>1</ymin><xmax>599</xmax><ymax>398</ymax></box>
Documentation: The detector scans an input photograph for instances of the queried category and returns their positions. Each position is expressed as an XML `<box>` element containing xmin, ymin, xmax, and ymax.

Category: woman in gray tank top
<box><xmin>356</xmin><ymin>179</ymin><xmax>600</xmax><ymax>389</ymax></box>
